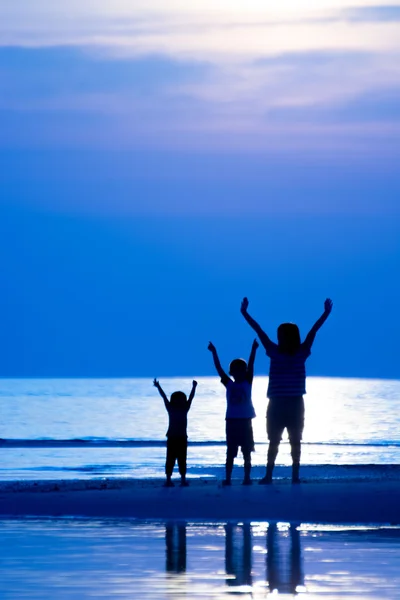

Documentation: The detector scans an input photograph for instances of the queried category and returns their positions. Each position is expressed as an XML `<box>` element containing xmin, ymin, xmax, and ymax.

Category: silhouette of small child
<box><xmin>241</xmin><ymin>297</ymin><xmax>333</xmax><ymax>484</ymax></box>
<box><xmin>154</xmin><ymin>378</ymin><xmax>197</xmax><ymax>487</ymax></box>
<box><xmin>208</xmin><ymin>340</ymin><xmax>258</xmax><ymax>486</ymax></box>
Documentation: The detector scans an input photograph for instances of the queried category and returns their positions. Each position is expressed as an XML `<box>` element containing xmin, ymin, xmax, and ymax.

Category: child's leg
<box><xmin>177</xmin><ymin>439</ymin><xmax>188</xmax><ymax>485</ymax></box>
<box><xmin>165</xmin><ymin>439</ymin><xmax>176</xmax><ymax>486</ymax></box>
<box><xmin>289</xmin><ymin>438</ymin><xmax>301</xmax><ymax>483</ymax></box>
<box><xmin>224</xmin><ymin>448</ymin><xmax>236</xmax><ymax>485</ymax></box>
<box><xmin>242</xmin><ymin>420</ymin><xmax>254</xmax><ymax>484</ymax></box>
<box><xmin>242</xmin><ymin>451</ymin><xmax>252</xmax><ymax>484</ymax></box>
<box><xmin>288</xmin><ymin>397</ymin><xmax>305</xmax><ymax>484</ymax></box>
<box><xmin>260</xmin><ymin>400</ymin><xmax>285</xmax><ymax>483</ymax></box>
<box><xmin>260</xmin><ymin>439</ymin><xmax>279</xmax><ymax>483</ymax></box>
<box><xmin>224</xmin><ymin>420</ymin><xmax>238</xmax><ymax>485</ymax></box>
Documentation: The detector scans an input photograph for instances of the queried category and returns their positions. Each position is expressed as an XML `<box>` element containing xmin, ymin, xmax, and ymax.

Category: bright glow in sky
<box><xmin>1</xmin><ymin>1</ymin><xmax>399</xmax><ymax>376</ymax></box>
<box><xmin>1</xmin><ymin>1</ymin><xmax>399</xmax><ymax>162</ymax></box>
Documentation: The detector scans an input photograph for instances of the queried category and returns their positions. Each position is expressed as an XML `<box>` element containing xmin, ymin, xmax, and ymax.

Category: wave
<box><xmin>1</xmin><ymin>438</ymin><xmax>400</xmax><ymax>448</ymax></box>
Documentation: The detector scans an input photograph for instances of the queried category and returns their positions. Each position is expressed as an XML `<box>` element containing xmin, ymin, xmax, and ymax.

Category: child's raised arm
<box><xmin>208</xmin><ymin>342</ymin><xmax>229</xmax><ymax>384</ymax></box>
<box><xmin>247</xmin><ymin>338</ymin><xmax>259</xmax><ymax>381</ymax></box>
<box><xmin>240</xmin><ymin>297</ymin><xmax>274</xmax><ymax>352</ymax></box>
<box><xmin>187</xmin><ymin>380</ymin><xmax>198</xmax><ymax>410</ymax></box>
<box><xmin>304</xmin><ymin>298</ymin><xmax>333</xmax><ymax>349</ymax></box>
<box><xmin>153</xmin><ymin>378</ymin><xmax>169</xmax><ymax>410</ymax></box>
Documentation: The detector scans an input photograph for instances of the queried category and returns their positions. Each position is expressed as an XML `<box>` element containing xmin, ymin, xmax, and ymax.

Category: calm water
<box><xmin>1</xmin><ymin>520</ymin><xmax>400</xmax><ymax>599</ymax></box>
<box><xmin>1</xmin><ymin>377</ymin><xmax>400</xmax><ymax>480</ymax></box>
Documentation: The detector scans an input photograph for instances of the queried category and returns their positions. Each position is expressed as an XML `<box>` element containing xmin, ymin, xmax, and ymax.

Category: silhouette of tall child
<box><xmin>241</xmin><ymin>297</ymin><xmax>333</xmax><ymax>484</ymax></box>
<box><xmin>154</xmin><ymin>378</ymin><xmax>197</xmax><ymax>487</ymax></box>
<box><xmin>208</xmin><ymin>339</ymin><xmax>258</xmax><ymax>485</ymax></box>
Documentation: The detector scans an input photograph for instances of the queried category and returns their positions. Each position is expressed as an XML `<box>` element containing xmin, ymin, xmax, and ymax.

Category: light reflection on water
<box><xmin>1</xmin><ymin>377</ymin><xmax>400</xmax><ymax>446</ymax></box>
<box><xmin>1</xmin><ymin>520</ymin><xmax>400</xmax><ymax>599</ymax></box>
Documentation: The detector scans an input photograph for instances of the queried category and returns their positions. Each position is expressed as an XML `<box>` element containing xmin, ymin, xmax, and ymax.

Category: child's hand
<box><xmin>153</xmin><ymin>378</ymin><xmax>160</xmax><ymax>388</ymax></box>
<box><xmin>192</xmin><ymin>380</ymin><xmax>198</xmax><ymax>388</ymax></box>
<box><xmin>208</xmin><ymin>341</ymin><xmax>216</xmax><ymax>353</ymax></box>
<box><xmin>241</xmin><ymin>297</ymin><xmax>249</xmax><ymax>313</ymax></box>
<box><xmin>324</xmin><ymin>298</ymin><xmax>333</xmax><ymax>314</ymax></box>
<box><xmin>252</xmin><ymin>338</ymin><xmax>259</xmax><ymax>349</ymax></box>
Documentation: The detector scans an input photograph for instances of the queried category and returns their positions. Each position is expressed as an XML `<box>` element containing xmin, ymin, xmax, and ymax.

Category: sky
<box><xmin>0</xmin><ymin>1</ymin><xmax>400</xmax><ymax>378</ymax></box>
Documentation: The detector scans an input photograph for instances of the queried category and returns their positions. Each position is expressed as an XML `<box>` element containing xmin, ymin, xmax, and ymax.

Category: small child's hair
<box><xmin>170</xmin><ymin>391</ymin><xmax>188</xmax><ymax>408</ymax></box>
<box><xmin>229</xmin><ymin>358</ymin><xmax>248</xmax><ymax>376</ymax></box>
<box><xmin>277</xmin><ymin>323</ymin><xmax>301</xmax><ymax>355</ymax></box>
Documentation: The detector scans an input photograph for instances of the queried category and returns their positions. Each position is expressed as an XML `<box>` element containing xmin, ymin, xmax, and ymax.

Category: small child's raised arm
<box><xmin>153</xmin><ymin>378</ymin><xmax>169</xmax><ymax>410</ymax></box>
<box><xmin>304</xmin><ymin>298</ymin><xmax>333</xmax><ymax>349</ymax></box>
<box><xmin>208</xmin><ymin>342</ymin><xmax>229</xmax><ymax>383</ymax></box>
<box><xmin>247</xmin><ymin>338</ymin><xmax>259</xmax><ymax>381</ymax></box>
<box><xmin>240</xmin><ymin>297</ymin><xmax>274</xmax><ymax>352</ymax></box>
<box><xmin>187</xmin><ymin>380</ymin><xmax>198</xmax><ymax>410</ymax></box>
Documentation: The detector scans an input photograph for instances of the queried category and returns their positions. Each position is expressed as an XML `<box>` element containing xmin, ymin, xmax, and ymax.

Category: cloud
<box><xmin>0</xmin><ymin>46</ymin><xmax>211</xmax><ymax>101</ymax></box>
<box><xmin>2</xmin><ymin>2</ymin><xmax>400</xmax><ymax>59</ymax></box>
<box><xmin>1</xmin><ymin>44</ymin><xmax>399</xmax><ymax>171</ymax></box>
<box><xmin>344</xmin><ymin>5</ymin><xmax>400</xmax><ymax>22</ymax></box>
<box><xmin>265</xmin><ymin>87</ymin><xmax>400</xmax><ymax>124</ymax></box>
<box><xmin>249</xmin><ymin>49</ymin><xmax>400</xmax><ymax>113</ymax></box>
<box><xmin>0</xmin><ymin>4</ymin><xmax>399</xmax><ymax>172</ymax></box>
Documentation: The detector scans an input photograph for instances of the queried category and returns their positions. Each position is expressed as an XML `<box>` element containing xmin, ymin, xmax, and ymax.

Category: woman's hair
<box><xmin>170</xmin><ymin>391</ymin><xmax>188</xmax><ymax>409</ymax></box>
<box><xmin>277</xmin><ymin>323</ymin><xmax>301</xmax><ymax>355</ymax></box>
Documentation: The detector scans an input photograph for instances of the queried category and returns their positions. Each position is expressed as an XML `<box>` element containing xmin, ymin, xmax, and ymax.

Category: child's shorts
<box><xmin>226</xmin><ymin>418</ymin><xmax>255</xmax><ymax>458</ymax></box>
<box><xmin>266</xmin><ymin>396</ymin><xmax>305</xmax><ymax>442</ymax></box>
<box><xmin>165</xmin><ymin>436</ymin><xmax>188</xmax><ymax>472</ymax></box>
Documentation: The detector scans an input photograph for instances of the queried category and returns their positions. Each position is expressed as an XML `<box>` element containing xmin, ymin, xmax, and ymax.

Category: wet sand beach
<box><xmin>1</xmin><ymin>477</ymin><xmax>399</xmax><ymax>523</ymax></box>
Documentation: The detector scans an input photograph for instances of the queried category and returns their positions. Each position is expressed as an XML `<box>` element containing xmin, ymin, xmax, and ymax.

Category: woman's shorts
<box><xmin>266</xmin><ymin>396</ymin><xmax>305</xmax><ymax>442</ymax></box>
<box><xmin>226</xmin><ymin>418</ymin><xmax>255</xmax><ymax>458</ymax></box>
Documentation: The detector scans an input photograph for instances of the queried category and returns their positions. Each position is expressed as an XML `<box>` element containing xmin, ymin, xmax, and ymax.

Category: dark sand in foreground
<box><xmin>1</xmin><ymin>477</ymin><xmax>399</xmax><ymax>523</ymax></box>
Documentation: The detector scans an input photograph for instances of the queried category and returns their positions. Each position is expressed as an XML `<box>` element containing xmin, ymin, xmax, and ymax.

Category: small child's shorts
<box><xmin>266</xmin><ymin>396</ymin><xmax>305</xmax><ymax>442</ymax></box>
<box><xmin>226</xmin><ymin>418</ymin><xmax>255</xmax><ymax>458</ymax></box>
<box><xmin>165</xmin><ymin>435</ymin><xmax>188</xmax><ymax>476</ymax></box>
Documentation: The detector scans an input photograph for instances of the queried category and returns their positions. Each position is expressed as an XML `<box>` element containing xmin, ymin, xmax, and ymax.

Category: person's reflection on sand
<box><xmin>165</xmin><ymin>523</ymin><xmax>186</xmax><ymax>573</ymax></box>
<box><xmin>225</xmin><ymin>523</ymin><xmax>252</xmax><ymax>587</ymax></box>
<box><xmin>267</xmin><ymin>523</ymin><xmax>303</xmax><ymax>594</ymax></box>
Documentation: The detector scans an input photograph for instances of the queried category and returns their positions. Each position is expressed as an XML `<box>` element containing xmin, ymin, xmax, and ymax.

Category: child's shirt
<box><xmin>166</xmin><ymin>406</ymin><xmax>189</xmax><ymax>438</ymax></box>
<box><xmin>266</xmin><ymin>342</ymin><xmax>311</xmax><ymax>398</ymax></box>
<box><xmin>222</xmin><ymin>376</ymin><xmax>256</xmax><ymax>420</ymax></box>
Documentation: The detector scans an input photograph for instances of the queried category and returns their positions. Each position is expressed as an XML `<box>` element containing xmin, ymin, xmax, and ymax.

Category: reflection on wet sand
<box><xmin>223</xmin><ymin>522</ymin><xmax>303</xmax><ymax>594</ymax></box>
<box><xmin>166</xmin><ymin>523</ymin><xmax>187</xmax><ymax>574</ymax></box>
<box><xmin>267</xmin><ymin>523</ymin><xmax>304</xmax><ymax>595</ymax></box>
<box><xmin>1</xmin><ymin>520</ymin><xmax>400</xmax><ymax>598</ymax></box>
<box><xmin>225</xmin><ymin>523</ymin><xmax>252</xmax><ymax>588</ymax></box>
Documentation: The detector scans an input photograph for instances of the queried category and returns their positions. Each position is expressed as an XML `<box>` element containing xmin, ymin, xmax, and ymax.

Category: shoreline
<box><xmin>2</xmin><ymin>463</ymin><xmax>400</xmax><ymax>485</ymax></box>
<box><xmin>1</xmin><ymin>477</ymin><xmax>399</xmax><ymax>524</ymax></box>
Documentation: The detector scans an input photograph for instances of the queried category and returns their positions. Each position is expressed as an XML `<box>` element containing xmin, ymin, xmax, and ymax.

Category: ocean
<box><xmin>1</xmin><ymin>376</ymin><xmax>399</xmax><ymax>481</ymax></box>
